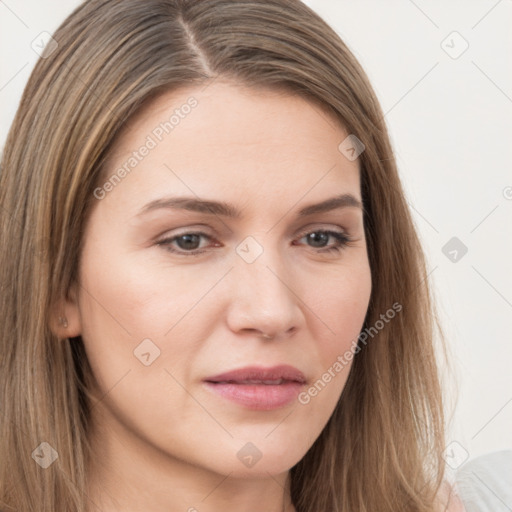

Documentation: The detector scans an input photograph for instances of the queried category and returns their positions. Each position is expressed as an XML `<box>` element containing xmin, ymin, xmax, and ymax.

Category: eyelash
<box><xmin>156</xmin><ymin>229</ymin><xmax>353</xmax><ymax>257</ymax></box>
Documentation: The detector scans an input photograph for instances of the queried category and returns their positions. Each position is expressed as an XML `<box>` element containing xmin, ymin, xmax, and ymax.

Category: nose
<box><xmin>225</xmin><ymin>245</ymin><xmax>305</xmax><ymax>340</ymax></box>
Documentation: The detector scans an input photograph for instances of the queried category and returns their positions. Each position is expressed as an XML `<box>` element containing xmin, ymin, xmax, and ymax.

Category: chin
<box><xmin>205</xmin><ymin>433</ymin><xmax>311</xmax><ymax>478</ymax></box>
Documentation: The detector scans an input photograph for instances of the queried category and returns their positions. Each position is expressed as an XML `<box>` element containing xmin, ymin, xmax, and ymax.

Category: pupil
<box><xmin>308</xmin><ymin>232</ymin><xmax>328</xmax><ymax>247</ymax></box>
<box><xmin>177</xmin><ymin>234</ymin><xmax>200</xmax><ymax>250</ymax></box>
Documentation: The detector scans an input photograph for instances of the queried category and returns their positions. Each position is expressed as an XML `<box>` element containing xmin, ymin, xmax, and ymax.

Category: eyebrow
<box><xmin>136</xmin><ymin>193</ymin><xmax>363</xmax><ymax>219</ymax></box>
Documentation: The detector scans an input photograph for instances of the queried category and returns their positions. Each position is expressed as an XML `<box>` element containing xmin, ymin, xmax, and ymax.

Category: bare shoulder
<box><xmin>435</xmin><ymin>480</ymin><xmax>467</xmax><ymax>512</ymax></box>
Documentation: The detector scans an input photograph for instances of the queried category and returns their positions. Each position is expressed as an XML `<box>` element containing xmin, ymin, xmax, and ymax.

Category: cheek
<box><xmin>79</xmin><ymin>242</ymin><xmax>220</xmax><ymax>338</ymax></box>
<box><xmin>76</xmin><ymin>241</ymin><xmax>230</xmax><ymax>399</ymax></box>
<box><xmin>308</xmin><ymin>260</ymin><xmax>372</xmax><ymax>361</ymax></box>
<box><xmin>294</xmin><ymin>260</ymin><xmax>371</xmax><ymax>413</ymax></box>
<box><xmin>76</xmin><ymin>250</ymin><xmax>208</xmax><ymax>440</ymax></box>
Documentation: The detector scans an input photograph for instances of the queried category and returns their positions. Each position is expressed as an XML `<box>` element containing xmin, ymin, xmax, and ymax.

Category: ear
<box><xmin>49</xmin><ymin>281</ymin><xmax>82</xmax><ymax>339</ymax></box>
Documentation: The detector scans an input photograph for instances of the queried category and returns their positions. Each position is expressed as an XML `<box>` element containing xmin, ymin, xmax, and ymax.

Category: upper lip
<box><xmin>204</xmin><ymin>365</ymin><xmax>306</xmax><ymax>384</ymax></box>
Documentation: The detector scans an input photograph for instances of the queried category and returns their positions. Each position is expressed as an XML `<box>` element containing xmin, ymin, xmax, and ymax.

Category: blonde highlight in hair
<box><xmin>0</xmin><ymin>1</ymin><xmax>448</xmax><ymax>510</ymax></box>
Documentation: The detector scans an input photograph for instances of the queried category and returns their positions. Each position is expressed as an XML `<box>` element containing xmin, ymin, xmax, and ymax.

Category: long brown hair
<box><xmin>0</xmin><ymin>1</ymin><xmax>449</xmax><ymax>510</ymax></box>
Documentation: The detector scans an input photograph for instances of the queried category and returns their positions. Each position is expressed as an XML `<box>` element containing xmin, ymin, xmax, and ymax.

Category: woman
<box><xmin>0</xmin><ymin>0</ymin><xmax>465</xmax><ymax>510</ymax></box>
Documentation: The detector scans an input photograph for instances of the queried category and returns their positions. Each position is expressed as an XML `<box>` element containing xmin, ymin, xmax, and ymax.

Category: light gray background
<box><xmin>1</xmin><ymin>0</ymin><xmax>511</xmax><ymax>470</ymax></box>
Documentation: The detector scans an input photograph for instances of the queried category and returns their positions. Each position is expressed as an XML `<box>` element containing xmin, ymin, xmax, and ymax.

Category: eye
<box><xmin>156</xmin><ymin>228</ymin><xmax>353</xmax><ymax>257</ymax></box>
<box><xmin>156</xmin><ymin>231</ymin><xmax>219</xmax><ymax>255</ymax></box>
<box><xmin>295</xmin><ymin>229</ymin><xmax>352</xmax><ymax>253</ymax></box>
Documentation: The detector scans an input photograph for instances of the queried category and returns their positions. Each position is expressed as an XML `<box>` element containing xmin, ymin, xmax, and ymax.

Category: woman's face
<box><xmin>67</xmin><ymin>81</ymin><xmax>372</xmax><ymax>478</ymax></box>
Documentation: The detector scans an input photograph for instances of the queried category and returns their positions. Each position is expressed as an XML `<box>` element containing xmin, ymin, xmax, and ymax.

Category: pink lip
<box><xmin>203</xmin><ymin>365</ymin><xmax>306</xmax><ymax>411</ymax></box>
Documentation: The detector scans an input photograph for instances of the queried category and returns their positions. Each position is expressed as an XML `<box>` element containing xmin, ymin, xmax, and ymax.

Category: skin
<box><xmin>55</xmin><ymin>80</ymin><xmax>374</xmax><ymax>512</ymax></box>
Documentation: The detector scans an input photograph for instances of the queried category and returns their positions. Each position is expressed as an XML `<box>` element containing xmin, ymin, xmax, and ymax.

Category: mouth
<box><xmin>211</xmin><ymin>378</ymin><xmax>288</xmax><ymax>385</ymax></box>
<box><xmin>203</xmin><ymin>365</ymin><xmax>306</xmax><ymax>410</ymax></box>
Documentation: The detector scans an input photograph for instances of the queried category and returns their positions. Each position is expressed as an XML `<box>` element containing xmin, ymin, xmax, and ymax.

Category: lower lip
<box><xmin>203</xmin><ymin>381</ymin><xmax>304</xmax><ymax>410</ymax></box>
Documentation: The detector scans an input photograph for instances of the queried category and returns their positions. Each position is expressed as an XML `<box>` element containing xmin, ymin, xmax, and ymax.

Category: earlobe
<box><xmin>49</xmin><ymin>283</ymin><xmax>82</xmax><ymax>339</ymax></box>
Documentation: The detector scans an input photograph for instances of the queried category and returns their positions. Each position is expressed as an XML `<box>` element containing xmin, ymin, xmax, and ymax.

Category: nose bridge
<box><xmin>227</xmin><ymin>236</ymin><xmax>302</xmax><ymax>336</ymax></box>
<box><xmin>239</xmin><ymin>256</ymin><xmax>288</xmax><ymax>306</ymax></box>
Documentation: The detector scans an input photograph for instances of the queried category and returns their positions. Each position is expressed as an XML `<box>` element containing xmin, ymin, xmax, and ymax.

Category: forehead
<box><xmin>107</xmin><ymin>80</ymin><xmax>351</xmax><ymax>161</ymax></box>
<box><xmin>98</xmin><ymin>81</ymin><xmax>361</xmax><ymax>214</ymax></box>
